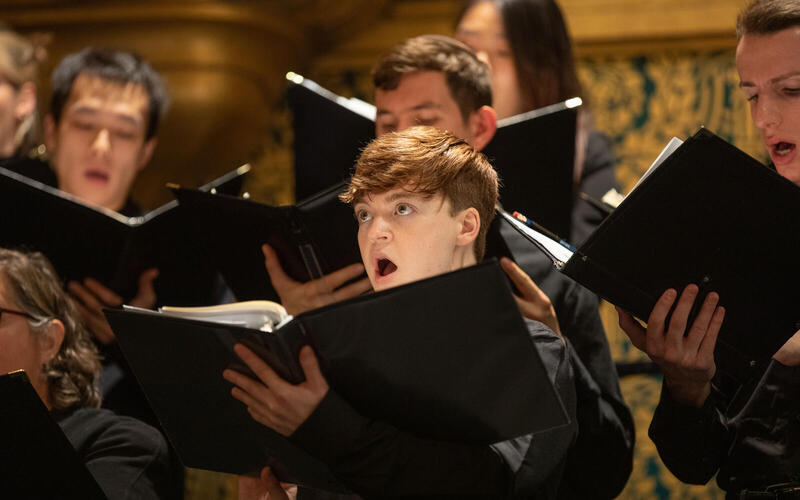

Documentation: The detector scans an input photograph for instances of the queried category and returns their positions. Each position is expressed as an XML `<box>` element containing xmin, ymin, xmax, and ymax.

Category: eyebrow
<box><xmin>410</xmin><ymin>101</ymin><xmax>441</xmax><ymax>112</ymax></box>
<box><xmin>740</xmin><ymin>70</ymin><xmax>800</xmax><ymax>88</ymax></box>
<box><xmin>376</xmin><ymin>101</ymin><xmax>441</xmax><ymax>118</ymax></box>
<box><xmin>354</xmin><ymin>191</ymin><xmax>430</xmax><ymax>207</ymax></box>
<box><xmin>386</xmin><ymin>191</ymin><xmax>430</xmax><ymax>203</ymax></box>
<box><xmin>69</xmin><ymin>106</ymin><xmax>142</xmax><ymax>127</ymax></box>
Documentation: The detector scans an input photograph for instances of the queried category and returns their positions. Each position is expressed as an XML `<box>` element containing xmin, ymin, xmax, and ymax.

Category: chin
<box><xmin>777</xmin><ymin>164</ymin><xmax>800</xmax><ymax>186</ymax></box>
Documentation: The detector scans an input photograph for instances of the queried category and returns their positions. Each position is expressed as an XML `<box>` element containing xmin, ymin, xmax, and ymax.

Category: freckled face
<box><xmin>737</xmin><ymin>27</ymin><xmax>800</xmax><ymax>185</ymax></box>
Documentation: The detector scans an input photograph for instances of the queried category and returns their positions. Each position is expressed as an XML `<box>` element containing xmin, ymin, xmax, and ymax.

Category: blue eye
<box><xmin>395</xmin><ymin>203</ymin><xmax>413</xmax><ymax>215</ymax></box>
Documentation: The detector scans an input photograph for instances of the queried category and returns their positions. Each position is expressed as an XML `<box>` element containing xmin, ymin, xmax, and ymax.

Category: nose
<box><xmin>367</xmin><ymin>216</ymin><xmax>392</xmax><ymax>244</ymax></box>
<box><xmin>753</xmin><ymin>95</ymin><xmax>782</xmax><ymax>133</ymax></box>
<box><xmin>90</xmin><ymin>129</ymin><xmax>111</xmax><ymax>157</ymax></box>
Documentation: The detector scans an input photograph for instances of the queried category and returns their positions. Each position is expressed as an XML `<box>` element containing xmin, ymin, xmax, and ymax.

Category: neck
<box><xmin>0</xmin><ymin>138</ymin><xmax>16</xmax><ymax>158</ymax></box>
<box><xmin>452</xmin><ymin>247</ymin><xmax>478</xmax><ymax>271</ymax></box>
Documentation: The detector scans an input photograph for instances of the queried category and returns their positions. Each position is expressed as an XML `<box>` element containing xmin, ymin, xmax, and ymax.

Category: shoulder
<box><xmin>59</xmin><ymin>408</ymin><xmax>177</xmax><ymax>500</ymax></box>
<box><xmin>60</xmin><ymin>407</ymin><xmax>167</xmax><ymax>457</ymax></box>
<box><xmin>1</xmin><ymin>155</ymin><xmax>58</xmax><ymax>186</ymax></box>
<box><xmin>523</xmin><ymin>319</ymin><xmax>571</xmax><ymax>381</ymax></box>
<box><xmin>583</xmin><ymin>130</ymin><xmax>615</xmax><ymax>176</ymax></box>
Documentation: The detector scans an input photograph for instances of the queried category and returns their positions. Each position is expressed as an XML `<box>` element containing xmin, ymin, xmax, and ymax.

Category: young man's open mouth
<box><xmin>374</xmin><ymin>255</ymin><xmax>398</xmax><ymax>284</ymax></box>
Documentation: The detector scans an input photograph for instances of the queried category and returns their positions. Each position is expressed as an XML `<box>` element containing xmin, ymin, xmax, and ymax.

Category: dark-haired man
<box><xmin>45</xmin><ymin>47</ymin><xmax>167</xmax><ymax>213</ymax></box>
<box><xmin>39</xmin><ymin>48</ymin><xmax>167</xmax><ymax>345</ymax></box>
<box><xmin>10</xmin><ymin>47</ymin><xmax>170</xmax><ymax>424</ymax></box>
<box><xmin>3</xmin><ymin>47</ymin><xmax>169</xmax><ymax>344</ymax></box>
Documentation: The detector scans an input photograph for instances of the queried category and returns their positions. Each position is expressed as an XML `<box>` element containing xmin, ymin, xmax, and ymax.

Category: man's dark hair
<box><xmin>50</xmin><ymin>47</ymin><xmax>169</xmax><ymax>139</ymax></box>
<box><xmin>737</xmin><ymin>0</ymin><xmax>800</xmax><ymax>39</ymax></box>
<box><xmin>0</xmin><ymin>247</ymin><xmax>102</xmax><ymax>411</ymax></box>
<box><xmin>373</xmin><ymin>35</ymin><xmax>491</xmax><ymax>121</ymax></box>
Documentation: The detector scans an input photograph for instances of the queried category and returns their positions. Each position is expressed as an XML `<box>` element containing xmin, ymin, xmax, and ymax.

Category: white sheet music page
<box><xmin>501</xmin><ymin>212</ymin><xmax>575</xmax><ymax>268</ymax></box>
<box><xmin>630</xmin><ymin>137</ymin><xmax>684</xmax><ymax>193</ymax></box>
<box><xmin>154</xmin><ymin>301</ymin><xmax>290</xmax><ymax>332</ymax></box>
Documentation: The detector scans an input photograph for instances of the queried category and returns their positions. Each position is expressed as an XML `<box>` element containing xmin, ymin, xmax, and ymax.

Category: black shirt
<box><xmin>293</xmin><ymin>320</ymin><xmax>577</xmax><ymax>499</ymax></box>
<box><xmin>56</xmin><ymin>407</ymin><xmax>180</xmax><ymax>500</ymax></box>
<box><xmin>1</xmin><ymin>155</ymin><xmax>58</xmax><ymax>186</ymax></box>
<box><xmin>650</xmin><ymin>360</ymin><xmax>800</xmax><ymax>495</ymax></box>
<box><xmin>500</xmin><ymin>222</ymin><xmax>635</xmax><ymax>499</ymax></box>
<box><xmin>571</xmin><ymin>131</ymin><xmax>618</xmax><ymax>247</ymax></box>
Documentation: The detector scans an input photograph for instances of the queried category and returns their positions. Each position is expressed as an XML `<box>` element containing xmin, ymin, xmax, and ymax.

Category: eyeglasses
<box><xmin>0</xmin><ymin>307</ymin><xmax>34</xmax><ymax>322</ymax></box>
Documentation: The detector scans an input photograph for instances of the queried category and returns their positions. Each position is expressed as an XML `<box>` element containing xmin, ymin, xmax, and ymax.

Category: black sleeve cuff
<box><xmin>290</xmin><ymin>390</ymin><xmax>368</xmax><ymax>464</ymax></box>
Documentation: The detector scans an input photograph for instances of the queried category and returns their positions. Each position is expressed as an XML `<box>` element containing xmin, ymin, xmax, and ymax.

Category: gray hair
<box><xmin>0</xmin><ymin>248</ymin><xmax>101</xmax><ymax>410</ymax></box>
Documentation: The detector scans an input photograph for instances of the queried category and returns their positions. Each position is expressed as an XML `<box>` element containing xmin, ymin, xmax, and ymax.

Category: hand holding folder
<box><xmin>617</xmin><ymin>285</ymin><xmax>724</xmax><ymax>408</ymax></box>
<box><xmin>501</xmin><ymin>127</ymin><xmax>800</xmax><ymax>385</ymax></box>
<box><xmin>0</xmin><ymin>163</ymin><xmax>249</xmax><ymax>305</ymax></box>
<box><xmin>104</xmin><ymin>261</ymin><xmax>570</xmax><ymax>490</ymax></box>
<box><xmin>499</xmin><ymin>256</ymin><xmax>561</xmax><ymax>335</ymax></box>
<box><xmin>261</xmin><ymin>243</ymin><xmax>370</xmax><ymax>316</ymax></box>
<box><xmin>171</xmin><ymin>182</ymin><xmax>364</xmax><ymax>303</ymax></box>
<box><xmin>68</xmin><ymin>269</ymin><xmax>159</xmax><ymax>344</ymax></box>
<box><xmin>224</xmin><ymin>344</ymin><xmax>329</xmax><ymax>437</ymax></box>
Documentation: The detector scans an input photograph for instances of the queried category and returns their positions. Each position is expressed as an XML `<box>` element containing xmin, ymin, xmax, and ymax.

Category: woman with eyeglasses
<box><xmin>0</xmin><ymin>247</ymin><xmax>178</xmax><ymax>499</ymax></box>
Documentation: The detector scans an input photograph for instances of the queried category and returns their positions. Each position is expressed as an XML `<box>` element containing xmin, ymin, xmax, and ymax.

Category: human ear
<box><xmin>14</xmin><ymin>82</ymin><xmax>37</xmax><ymax>121</ymax></box>
<box><xmin>37</xmin><ymin>319</ymin><xmax>65</xmax><ymax>366</ymax></box>
<box><xmin>467</xmin><ymin>105</ymin><xmax>497</xmax><ymax>152</ymax></box>
<box><xmin>456</xmin><ymin>207</ymin><xmax>481</xmax><ymax>248</ymax></box>
<box><xmin>43</xmin><ymin>114</ymin><xmax>57</xmax><ymax>153</ymax></box>
<box><xmin>137</xmin><ymin>137</ymin><xmax>157</xmax><ymax>172</ymax></box>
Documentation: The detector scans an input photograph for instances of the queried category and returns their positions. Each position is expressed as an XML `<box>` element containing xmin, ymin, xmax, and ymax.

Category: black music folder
<box><xmin>503</xmin><ymin>127</ymin><xmax>800</xmax><ymax>384</ymax></box>
<box><xmin>0</xmin><ymin>371</ymin><xmax>107</xmax><ymax>499</ymax></box>
<box><xmin>483</xmin><ymin>100</ymin><xmax>579</xmax><ymax>239</ymax></box>
<box><xmin>104</xmin><ymin>260</ymin><xmax>570</xmax><ymax>490</ymax></box>
<box><xmin>287</xmin><ymin>75</ymin><xmax>578</xmax><ymax>237</ymax></box>
<box><xmin>0</xmin><ymin>164</ymin><xmax>249</xmax><ymax>303</ymax></box>
<box><xmin>171</xmin><ymin>181</ymin><xmax>362</xmax><ymax>302</ymax></box>
<box><xmin>287</xmin><ymin>74</ymin><xmax>376</xmax><ymax>201</ymax></box>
